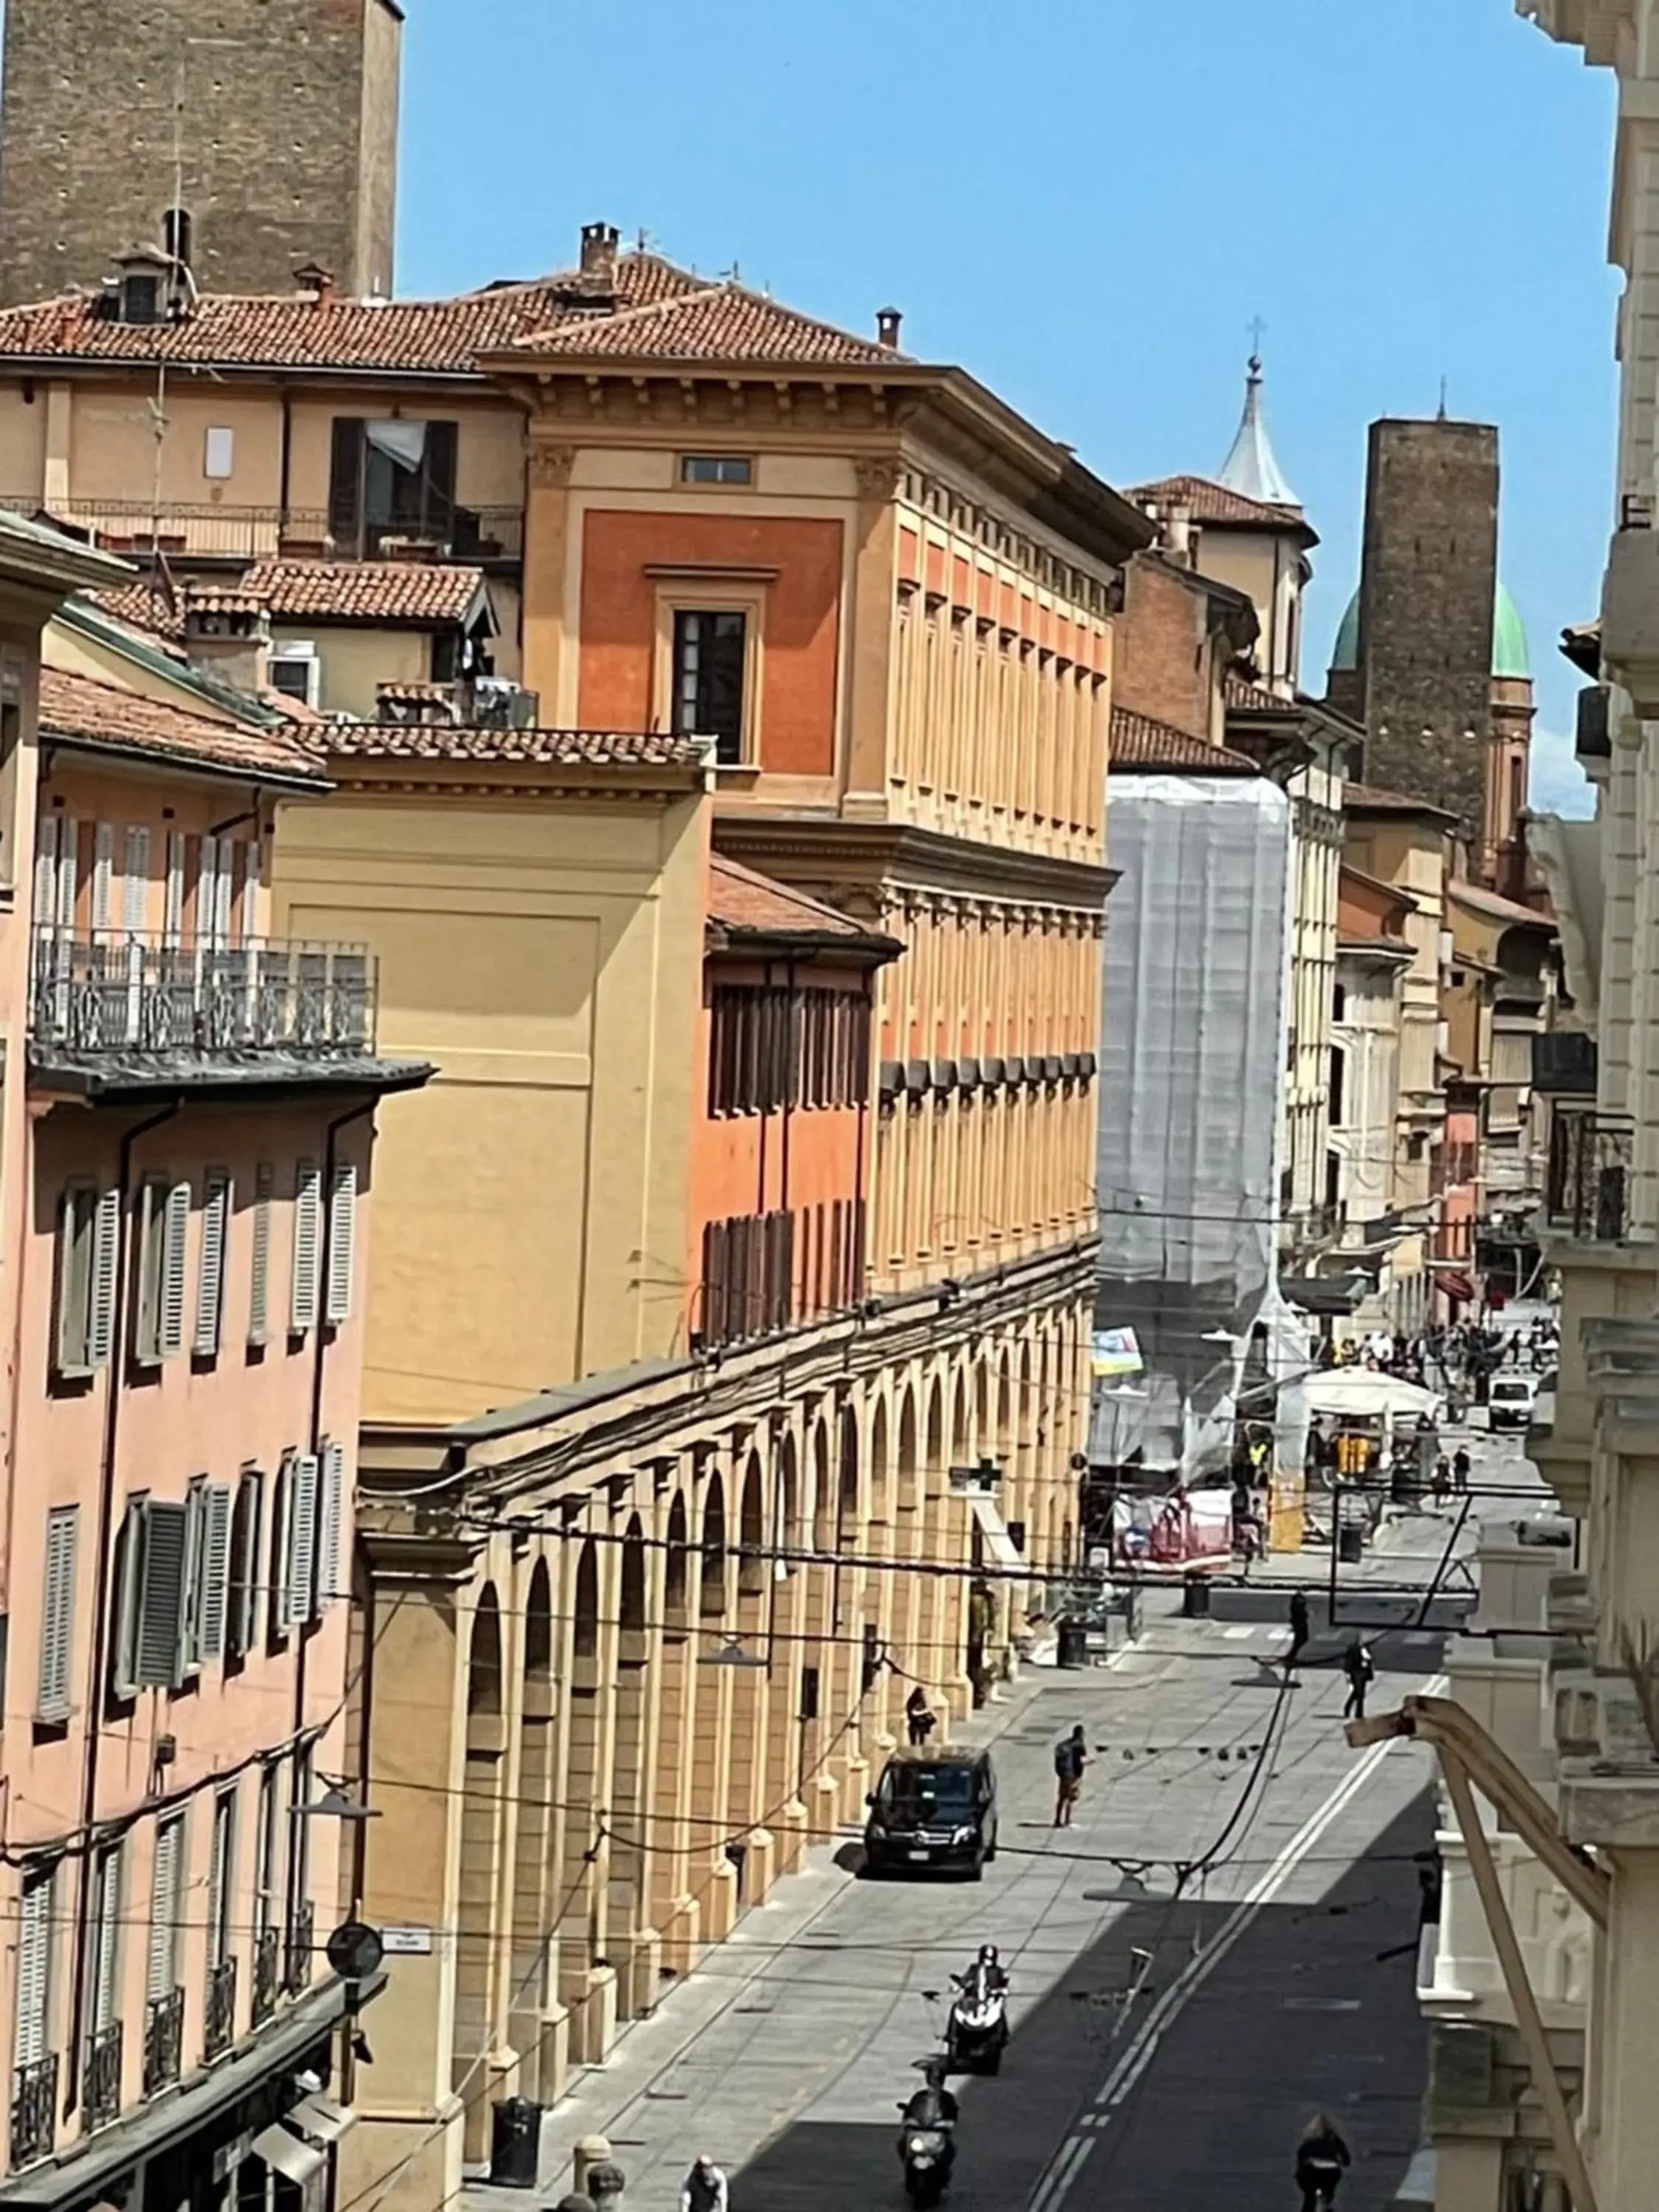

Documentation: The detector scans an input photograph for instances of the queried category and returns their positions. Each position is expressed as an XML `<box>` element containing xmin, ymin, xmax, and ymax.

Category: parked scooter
<box><xmin>945</xmin><ymin>1960</ymin><xmax>1008</xmax><ymax>2076</ymax></box>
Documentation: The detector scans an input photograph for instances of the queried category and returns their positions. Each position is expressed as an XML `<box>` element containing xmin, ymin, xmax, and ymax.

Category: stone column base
<box><xmin>616</xmin><ymin>1924</ymin><xmax>662</xmax><ymax>2020</ymax></box>
<box><xmin>532</xmin><ymin>2003</ymin><xmax>570</xmax><ymax>2105</ymax></box>
<box><xmin>460</xmin><ymin>2044</ymin><xmax>520</xmax><ymax>2162</ymax></box>
<box><xmin>699</xmin><ymin>1858</ymin><xmax>739</xmax><ymax>1942</ymax></box>
<box><xmin>841</xmin><ymin>1753</ymin><xmax>871</xmax><ymax>1826</ymax></box>
<box><xmin>659</xmin><ymin>1893</ymin><xmax>701</xmax><ymax>1979</ymax></box>
<box><xmin>568</xmin><ymin>1963</ymin><xmax>617</xmax><ymax>2065</ymax></box>
<box><xmin>742</xmin><ymin>1827</ymin><xmax>776</xmax><ymax>1907</ymax></box>
<box><xmin>811</xmin><ymin>1771</ymin><xmax>843</xmax><ymax>1849</ymax></box>
<box><xmin>775</xmin><ymin>1798</ymin><xmax>809</xmax><ymax>1874</ymax></box>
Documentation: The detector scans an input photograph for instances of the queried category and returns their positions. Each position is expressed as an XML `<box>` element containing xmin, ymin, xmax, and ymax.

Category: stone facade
<box><xmin>1352</xmin><ymin>417</ymin><xmax>1499</xmax><ymax>835</ymax></box>
<box><xmin>0</xmin><ymin>0</ymin><xmax>403</xmax><ymax>306</ymax></box>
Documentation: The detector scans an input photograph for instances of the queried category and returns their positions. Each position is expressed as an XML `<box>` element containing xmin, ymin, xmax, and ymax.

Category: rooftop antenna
<box><xmin>146</xmin><ymin>52</ymin><xmax>189</xmax><ymax>588</ymax></box>
<box><xmin>1438</xmin><ymin>375</ymin><xmax>1450</xmax><ymax>421</ymax></box>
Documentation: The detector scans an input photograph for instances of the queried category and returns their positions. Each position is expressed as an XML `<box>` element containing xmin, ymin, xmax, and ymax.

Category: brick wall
<box><xmin>1112</xmin><ymin>554</ymin><xmax>1216</xmax><ymax>740</ymax></box>
<box><xmin>1355</xmin><ymin>419</ymin><xmax>1498</xmax><ymax>831</ymax></box>
<box><xmin>0</xmin><ymin>0</ymin><xmax>402</xmax><ymax>307</ymax></box>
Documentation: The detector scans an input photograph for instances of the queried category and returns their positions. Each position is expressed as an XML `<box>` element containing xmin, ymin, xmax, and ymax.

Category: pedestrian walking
<box><xmin>1052</xmin><ymin>1723</ymin><xmax>1088</xmax><ymax>1828</ymax></box>
<box><xmin>1453</xmin><ymin>1446</ymin><xmax>1471</xmax><ymax>1494</ymax></box>
<box><xmin>681</xmin><ymin>2157</ymin><xmax>728</xmax><ymax>2212</ymax></box>
<box><xmin>1341</xmin><ymin>1638</ymin><xmax>1374</xmax><ymax>1721</ymax></box>
<box><xmin>904</xmin><ymin>1683</ymin><xmax>936</xmax><ymax>1747</ymax></box>
<box><xmin>1287</xmin><ymin>1588</ymin><xmax>1310</xmax><ymax>1674</ymax></box>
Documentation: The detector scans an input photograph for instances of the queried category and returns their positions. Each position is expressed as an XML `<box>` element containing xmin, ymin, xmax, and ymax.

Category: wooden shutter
<box><xmin>147</xmin><ymin>1817</ymin><xmax>183</xmax><ymax>2000</ymax></box>
<box><xmin>291</xmin><ymin>1161</ymin><xmax>321</xmax><ymax>1333</ymax></box>
<box><xmin>318</xmin><ymin>1440</ymin><xmax>344</xmax><ymax>1610</ymax></box>
<box><xmin>206</xmin><ymin>1792</ymin><xmax>234</xmax><ymax>1965</ymax></box>
<box><xmin>328</xmin><ymin>417</ymin><xmax>365</xmax><ymax>546</ymax></box>
<box><xmin>226</xmin><ymin>1471</ymin><xmax>262</xmax><ymax>1660</ymax></box>
<box><xmin>164</xmin><ymin>834</ymin><xmax>186</xmax><ymax>944</ymax></box>
<box><xmin>53</xmin><ymin>1187</ymin><xmax>91</xmax><ymax>1373</ymax></box>
<box><xmin>13</xmin><ymin>1865</ymin><xmax>53</xmax><ymax>2067</ymax></box>
<box><xmin>268</xmin><ymin>1457</ymin><xmax>292</xmax><ymax>1639</ymax></box>
<box><xmin>32</xmin><ymin>813</ymin><xmax>58</xmax><ymax>930</ymax></box>
<box><xmin>194</xmin><ymin>1173</ymin><xmax>230</xmax><ymax>1355</ymax></box>
<box><xmin>159</xmin><ymin>1180</ymin><xmax>189</xmax><ymax>1356</ymax></box>
<box><xmin>91</xmin><ymin>821</ymin><xmax>114</xmax><ymax>935</ymax></box>
<box><xmin>88</xmin><ymin>1187</ymin><xmax>119</xmax><ymax>1368</ymax></box>
<box><xmin>423</xmin><ymin>418</ymin><xmax>458</xmax><ymax>535</ymax></box>
<box><xmin>91</xmin><ymin>1844</ymin><xmax>121</xmax><ymax>2032</ymax></box>
<box><xmin>122</xmin><ymin>825</ymin><xmax>150</xmax><ymax>934</ymax></box>
<box><xmin>55</xmin><ymin>817</ymin><xmax>79</xmax><ymax>929</ymax></box>
<box><xmin>198</xmin><ymin>1485</ymin><xmax>232</xmax><ymax>1662</ymax></box>
<box><xmin>248</xmin><ymin>1162</ymin><xmax>274</xmax><ymax>1345</ymax></box>
<box><xmin>326</xmin><ymin>1164</ymin><xmax>357</xmax><ymax>1324</ymax></box>
<box><xmin>133</xmin><ymin>1499</ymin><xmax>189</xmax><ymax>1689</ymax></box>
<box><xmin>286</xmin><ymin>1453</ymin><xmax>319</xmax><ymax>1627</ymax></box>
<box><xmin>36</xmin><ymin>1506</ymin><xmax>77</xmax><ymax>1721</ymax></box>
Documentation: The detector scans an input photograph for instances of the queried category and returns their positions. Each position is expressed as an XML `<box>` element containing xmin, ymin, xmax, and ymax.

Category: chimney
<box><xmin>294</xmin><ymin>260</ymin><xmax>335</xmax><ymax>305</ymax></box>
<box><xmin>1164</xmin><ymin>501</ymin><xmax>1193</xmax><ymax>566</ymax></box>
<box><xmin>181</xmin><ymin>589</ymin><xmax>271</xmax><ymax>698</ymax></box>
<box><xmin>580</xmin><ymin>222</ymin><xmax>620</xmax><ymax>283</ymax></box>
<box><xmin>876</xmin><ymin>305</ymin><xmax>902</xmax><ymax>350</ymax></box>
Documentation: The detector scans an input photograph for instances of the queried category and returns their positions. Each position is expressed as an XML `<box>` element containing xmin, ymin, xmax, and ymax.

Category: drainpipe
<box><xmin>63</xmin><ymin>1094</ymin><xmax>182</xmax><ymax>2121</ymax></box>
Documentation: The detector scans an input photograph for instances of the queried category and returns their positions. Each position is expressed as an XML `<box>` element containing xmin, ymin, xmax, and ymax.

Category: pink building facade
<box><xmin>0</xmin><ymin>595</ymin><xmax>428</xmax><ymax>2211</ymax></box>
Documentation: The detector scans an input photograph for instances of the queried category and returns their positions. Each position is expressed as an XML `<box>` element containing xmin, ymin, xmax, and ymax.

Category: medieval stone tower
<box><xmin>0</xmin><ymin>0</ymin><xmax>403</xmax><ymax>307</ymax></box>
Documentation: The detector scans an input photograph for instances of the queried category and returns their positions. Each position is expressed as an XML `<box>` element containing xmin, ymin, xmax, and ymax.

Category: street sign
<box><xmin>379</xmin><ymin>1924</ymin><xmax>434</xmax><ymax>1955</ymax></box>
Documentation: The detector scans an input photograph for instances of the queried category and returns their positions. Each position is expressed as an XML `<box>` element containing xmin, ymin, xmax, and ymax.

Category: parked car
<box><xmin>863</xmin><ymin>1745</ymin><xmax>998</xmax><ymax>1878</ymax></box>
<box><xmin>1488</xmin><ymin>1374</ymin><xmax>1540</xmax><ymax>1431</ymax></box>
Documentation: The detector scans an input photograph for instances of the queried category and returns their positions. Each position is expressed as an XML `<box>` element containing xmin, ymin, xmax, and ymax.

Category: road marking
<box><xmin>1025</xmin><ymin>1674</ymin><xmax>1447</xmax><ymax>2212</ymax></box>
<box><xmin>1222</xmin><ymin>1624</ymin><xmax>1256</xmax><ymax>1640</ymax></box>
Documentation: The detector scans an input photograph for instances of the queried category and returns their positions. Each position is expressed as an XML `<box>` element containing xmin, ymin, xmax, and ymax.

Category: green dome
<box><xmin>1329</xmin><ymin>582</ymin><xmax>1528</xmax><ymax>678</ymax></box>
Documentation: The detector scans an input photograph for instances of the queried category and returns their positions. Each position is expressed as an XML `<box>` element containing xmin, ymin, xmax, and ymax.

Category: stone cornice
<box><xmin>712</xmin><ymin>814</ymin><xmax>1115</xmax><ymax>911</ymax></box>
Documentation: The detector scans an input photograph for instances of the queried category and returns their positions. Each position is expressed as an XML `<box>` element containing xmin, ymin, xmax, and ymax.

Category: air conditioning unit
<box><xmin>465</xmin><ymin>676</ymin><xmax>540</xmax><ymax>728</ymax></box>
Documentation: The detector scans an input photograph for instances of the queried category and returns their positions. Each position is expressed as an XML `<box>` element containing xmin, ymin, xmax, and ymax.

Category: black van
<box><xmin>863</xmin><ymin>1745</ymin><xmax>998</xmax><ymax>1878</ymax></box>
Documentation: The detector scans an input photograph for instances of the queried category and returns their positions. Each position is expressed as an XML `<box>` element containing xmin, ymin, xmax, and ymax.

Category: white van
<box><xmin>1488</xmin><ymin>1374</ymin><xmax>1540</xmax><ymax>1432</ymax></box>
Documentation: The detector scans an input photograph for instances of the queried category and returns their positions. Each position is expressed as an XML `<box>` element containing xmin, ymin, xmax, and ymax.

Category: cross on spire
<box><xmin>1248</xmin><ymin>315</ymin><xmax>1267</xmax><ymax>368</ymax></box>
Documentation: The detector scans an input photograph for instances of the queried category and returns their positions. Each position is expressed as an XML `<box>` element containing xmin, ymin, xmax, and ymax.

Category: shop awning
<box><xmin>288</xmin><ymin>2095</ymin><xmax>355</xmax><ymax>2146</ymax></box>
<box><xmin>251</xmin><ymin>2124</ymin><xmax>327</xmax><ymax>2187</ymax></box>
<box><xmin>967</xmin><ymin>1492</ymin><xmax>1024</xmax><ymax>1572</ymax></box>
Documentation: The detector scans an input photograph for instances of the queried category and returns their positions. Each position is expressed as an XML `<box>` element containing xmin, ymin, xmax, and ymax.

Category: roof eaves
<box><xmin>39</xmin><ymin>721</ymin><xmax>327</xmax><ymax>793</ymax></box>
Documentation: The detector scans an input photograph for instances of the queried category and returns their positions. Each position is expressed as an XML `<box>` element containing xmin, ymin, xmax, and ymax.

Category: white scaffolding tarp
<box><xmin>1091</xmin><ymin>773</ymin><xmax>1293</xmax><ymax>1478</ymax></box>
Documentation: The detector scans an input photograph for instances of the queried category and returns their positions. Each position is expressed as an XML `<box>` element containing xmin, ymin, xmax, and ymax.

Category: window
<box><xmin>326</xmin><ymin>1164</ymin><xmax>358</xmax><ymax>1325</ymax></box>
<box><xmin>329</xmin><ymin>417</ymin><xmax>457</xmax><ymax>556</ymax></box>
<box><xmin>54</xmin><ymin>1184</ymin><xmax>118</xmax><ymax>1375</ymax></box>
<box><xmin>36</xmin><ymin>1506</ymin><xmax>78</xmax><ymax>1722</ymax></box>
<box><xmin>147</xmin><ymin>1815</ymin><xmax>185</xmax><ymax>2003</ymax></box>
<box><xmin>288</xmin><ymin>1744</ymin><xmax>314</xmax><ymax>1942</ymax></box>
<box><xmin>204</xmin><ymin>426</ymin><xmax>234</xmax><ymax>481</ymax></box>
<box><xmin>13</xmin><ymin>1863</ymin><xmax>54</xmax><ymax>2071</ymax></box>
<box><xmin>268</xmin><ymin>644</ymin><xmax>321</xmax><ymax>709</ymax></box>
<box><xmin>194</xmin><ymin>1172</ymin><xmax>231</xmax><ymax>1357</ymax></box>
<box><xmin>254</xmin><ymin>1766</ymin><xmax>281</xmax><ymax>1946</ymax></box>
<box><xmin>1329</xmin><ymin>1044</ymin><xmax>1347</xmax><ymax>1130</ymax></box>
<box><xmin>133</xmin><ymin>1178</ymin><xmax>189</xmax><ymax>1365</ymax></box>
<box><xmin>706</xmin><ymin>986</ymin><xmax>872</xmax><ymax>1115</ymax></box>
<box><xmin>248</xmin><ymin>1162</ymin><xmax>274</xmax><ymax>1346</ymax></box>
<box><xmin>206</xmin><ymin>1790</ymin><xmax>236</xmax><ymax>1968</ymax></box>
<box><xmin>121</xmin><ymin>273</ymin><xmax>161</xmax><ymax>326</ymax></box>
<box><xmin>285</xmin><ymin>1453</ymin><xmax>319</xmax><ymax>1630</ymax></box>
<box><xmin>291</xmin><ymin>1161</ymin><xmax>322</xmax><ymax>1334</ymax></box>
<box><xmin>161</xmin><ymin>206</ymin><xmax>193</xmax><ymax>267</ymax></box>
<box><xmin>671</xmin><ymin>608</ymin><xmax>748</xmax><ymax>766</ymax></box>
<box><xmin>114</xmin><ymin>1496</ymin><xmax>190</xmax><ymax>1694</ymax></box>
<box><xmin>226</xmin><ymin>1471</ymin><xmax>263</xmax><ymax>1661</ymax></box>
<box><xmin>89</xmin><ymin>1843</ymin><xmax>122</xmax><ymax>2038</ymax></box>
<box><xmin>267</xmin><ymin>1456</ymin><xmax>293</xmax><ymax>1641</ymax></box>
<box><xmin>681</xmin><ymin>454</ymin><xmax>752</xmax><ymax>485</ymax></box>
<box><xmin>1332</xmin><ymin>981</ymin><xmax>1346</xmax><ymax>1023</ymax></box>
<box><xmin>181</xmin><ymin>1482</ymin><xmax>232</xmax><ymax>1668</ymax></box>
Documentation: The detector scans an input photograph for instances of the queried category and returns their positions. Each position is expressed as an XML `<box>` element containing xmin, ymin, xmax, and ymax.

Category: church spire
<box><xmin>1216</xmin><ymin>349</ymin><xmax>1300</xmax><ymax>509</ymax></box>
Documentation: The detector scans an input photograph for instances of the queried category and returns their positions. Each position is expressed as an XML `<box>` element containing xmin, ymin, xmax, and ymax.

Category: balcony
<box><xmin>204</xmin><ymin>1958</ymin><xmax>238</xmax><ymax>2061</ymax></box>
<box><xmin>284</xmin><ymin>1902</ymin><xmax>315</xmax><ymax>1997</ymax></box>
<box><xmin>142</xmin><ymin>1989</ymin><xmax>184</xmax><ymax>2096</ymax></box>
<box><xmin>1545</xmin><ymin>1107</ymin><xmax>1633</xmax><ymax>1242</ymax></box>
<box><xmin>30</xmin><ymin>931</ymin><xmax>385</xmax><ymax>1093</ymax></box>
<box><xmin>11</xmin><ymin>497</ymin><xmax>525</xmax><ymax>571</ymax></box>
<box><xmin>252</xmin><ymin>1927</ymin><xmax>280</xmax><ymax>2027</ymax></box>
<box><xmin>82</xmin><ymin>2022</ymin><xmax>122</xmax><ymax>2131</ymax></box>
<box><xmin>9</xmin><ymin>2053</ymin><xmax>56</xmax><ymax>2169</ymax></box>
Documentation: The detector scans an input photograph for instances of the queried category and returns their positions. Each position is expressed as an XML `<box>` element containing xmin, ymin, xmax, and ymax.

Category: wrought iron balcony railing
<box><xmin>1546</xmin><ymin>1108</ymin><xmax>1634</xmax><ymax>1242</ymax></box>
<box><xmin>9</xmin><ymin>2053</ymin><xmax>56</xmax><ymax>2169</ymax></box>
<box><xmin>204</xmin><ymin>1957</ymin><xmax>238</xmax><ymax>2061</ymax></box>
<box><xmin>82</xmin><ymin>2022</ymin><xmax>122</xmax><ymax>2130</ymax></box>
<box><xmin>142</xmin><ymin>1989</ymin><xmax>184</xmax><ymax>2096</ymax></box>
<box><xmin>284</xmin><ymin>1901</ymin><xmax>315</xmax><ymax>1997</ymax></box>
<box><xmin>31</xmin><ymin>931</ymin><xmax>378</xmax><ymax>1065</ymax></box>
<box><xmin>4</xmin><ymin>496</ymin><xmax>524</xmax><ymax>569</ymax></box>
<box><xmin>251</xmin><ymin>1927</ymin><xmax>280</xmax><ymax>2026</ymax></box>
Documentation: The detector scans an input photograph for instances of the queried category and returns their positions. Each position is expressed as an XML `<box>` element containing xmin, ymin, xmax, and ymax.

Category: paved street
<box><xmin>501</xmin><ymin>1413</ymin><xmax>1543</xmax><ymax>2212</ymax></box>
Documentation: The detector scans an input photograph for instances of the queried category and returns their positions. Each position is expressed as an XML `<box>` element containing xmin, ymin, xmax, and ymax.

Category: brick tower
<box><xmin>0</xmin><ymin>0</ymin><xmax>403</xmax><ymax>307</ymax></box>
<box><xmin>1335</xmin><ymin>417</ymin><xmax>1500</xmax><ymax>836</ymax></box>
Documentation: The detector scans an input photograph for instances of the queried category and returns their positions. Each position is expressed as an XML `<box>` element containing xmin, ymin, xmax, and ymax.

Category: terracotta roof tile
<box><xmin>1343</xmin><ymin>781</ymin><xmax>1456</xmax><ymax>821</ymax></box>
<box><xmin>86</xmin><ymin>579</ymin><xmax>186</xmax><ymax>643</ymax></box>
<box><xmin>709</xmin><ymin>854</ymin><xmax>868</xmax><ymax>938</ymax></box>
<box><xmin>243</xmin><ymin>559</ymin><xmax>487</xmax><ymax>626</ymax></box>
<box><xmin>505</xmin><ymin>282</ymin><xmax>902</xmax><ymax>367</ymax></box>
<box><xmin>1223</xmin><ymin>672</ymin><xmax>1295</xmax><ymax>713</ymax></box>
<box><xmin>321</xmin><ymin>724</ymin><xmax>710</xmax><ymax>768</ymax></box>
<box><xmin>1110</xmin><ymin>704</ymin><xmax>1258</xmax><ymax>775</ymax></box>
<box><xmin>1132</xmin><ymin>473</ymin><xmax>1303</xmax><ymax>526</ymax></box>
<box><xmin>0</xmin><ymin>254</ymin><xmax>705</xmax><ymax>375</ymax></box>
<box><xmin>38</xmin><ymin>665</ymin><xmax>325</xmax><ymax>782</ymax></box>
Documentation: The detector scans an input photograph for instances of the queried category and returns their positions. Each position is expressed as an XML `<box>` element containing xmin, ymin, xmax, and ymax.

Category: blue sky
<box><xmin>400</xmin><ymin>1</ymin><xmax>1618</xmax><ymax>815</ymax></box>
